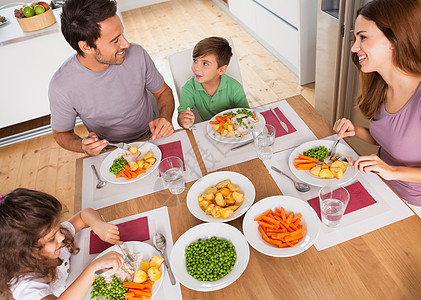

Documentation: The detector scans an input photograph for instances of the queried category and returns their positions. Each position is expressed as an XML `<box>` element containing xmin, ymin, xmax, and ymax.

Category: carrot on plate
<box><xmin>298</xmin><ymin>154</ymin><xmax>319</xmax><ymax>163</ymax></box>
<box><xmin>116</xmin><ymin>169</ymin><xmax>125</xmax><ymax>178</ymax></box>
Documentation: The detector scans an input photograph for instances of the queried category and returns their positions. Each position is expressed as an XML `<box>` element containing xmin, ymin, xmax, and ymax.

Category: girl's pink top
<box><xmin>369</xmin><ymin>82</ymin><xmax>421</xmax><ymax>205</ymax></box>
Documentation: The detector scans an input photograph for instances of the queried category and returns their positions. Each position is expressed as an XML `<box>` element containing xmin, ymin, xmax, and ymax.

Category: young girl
<box><xmin>333</xmin><ymin>0</ymin><xmax>421</xmax><ymax>210</ymax></box>
<box><xmin>0</xmin><ymin>188</ymin><xmax>124</xmax><ymax>299</ymax></box>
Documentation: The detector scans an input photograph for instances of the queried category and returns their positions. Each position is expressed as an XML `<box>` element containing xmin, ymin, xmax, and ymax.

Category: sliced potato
<box><xmin>211</xmin><ymin>205</ymin><xmax>222</xmax><ymax>218</ymax></box>
<box><xmin>149</xmin><ymin>255</ymin><xmax>165</xmax><ymax>268</ymax></box>
<box><xmin>145</xmin><ymin>157</ymin><xmax>156</xmax><ymax>165</ymax></box>
<box><xmin>231</xmin><ymin>205</ymin><xmax>240</xmax><ymax>211</ymax></box>
<box><xmin>225</xmin><ymin>197</ymin><xmax>236</xmax><ymax>205</ymax></box>
<box><xmin>212</xmin><ymin>124</ymin><xmax>219</xmax><ymax>131</ymax></box>
<box><xmin>221</xmin><ymin>129</ymin><xmax>229</xmax><ymax>137</ymax></box>
<box><xmin>227</xmin><ymin>183</ymin><xmax>240</xmax><ymax>192</ymax></box>
<box><xmin>232</xmin><ymin>191</ymin><xmax>245</xmax><ymax>203</ymax></box>
<box><xmin>205</xmin><ymin>204</ymin><xmax>215</xmax><ymax>215</ymax></box>
<box><xmin>331</xmin><ymin>160</ymin><xmax>346</xmax><ymax>172</ymax></box>
<box><xmin>310</xmin><ymin>166</ymin><xmax>321</xmax><ymax>176</ymax></box>
<box><xmin>321</xmin><ymin>163</ymin><xmax>329</xmax><ymax>170</ymax></box>
<box><xmin>133</xmin><ymin>269</ymin><xmax>148</xmax><ymax>283</ymax></box>
<box><xmin>136</xmin><ymin>160</ymin><xmax>144</xmax><ymax>169</ymax></box>
<box><xmin>199</xmin><ymin>200</ymin><xmax>211</xmax><ymax>211</ymax></box>
<box><xmin>140</xmin><ymin>261</ymin><xmax>150</xmax><ymax>272</ymax></box>
<box><xmin>128</xmin><ymin>161</ymin><xmax>138</xmax><ymax>171</ymax></box>
<box><xmin>205</xmin><ymin>186</ymin><xmax>218</xmax><ymax>194</ymax></box>
<box><xmin>198</xmin><ymin>195</ymin><xmax>204</xmax><ymax>202</ymax></box>
<box><xmin>215</xmin><ymin>192</ymin><xmax>226</xmax><ymax>207</ymax></box>
<box><xmin>143</xmin><ymin>161</ymin><xmax>152</xmax><ymax>169</ymax></box>
<box><xmin>216</xmin><ymin>179</ymin><xmax>231</xmax><ymax>188</ymax></box>
<box><xmin>319</xmin><ymin>169</ymin><xmax>334</xmax><ymax>179</ymax></box>
<box><xmin>143</xmin><ymin>151</ymin><xmax>154</xmax><ymax>160</ymax></box>
<box><xmin>147</xmin><ymin>266</ymin><xmax>162</xmax><ymax>281</ymax></box>
<box><xmin>220</xmin><ymin>207</ymin><xmax>235</xmax><ymax>218</ymax></box>
<box><xmin>203</xmin><ymin>193</ymin><xmax>215</xmax><ymax>201</ymax></box>
<box><xmin>330</xmin><ymin>167</ymin><xmax>344</xmax><ymax>179</ymax></box>
<box><xmin>219</xmin><ymin>187</ymin><xmax>231</xmax><ymax>198</ymax></box>
<box><xmin>128</xmin><ymin>146</ymin><xmax>138</xmax><ymax>154</ymax></box>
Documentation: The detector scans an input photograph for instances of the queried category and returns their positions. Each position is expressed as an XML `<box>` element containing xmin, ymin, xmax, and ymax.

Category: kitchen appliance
<box><xmin>314</xmin><ymin>0</ymin><xmax>379</xmax><ymax>155</ymax></box>
<box><xmin>314</xmin><ymin>0</ymin><xmax>371</xmax><ymax>126</ymax></box>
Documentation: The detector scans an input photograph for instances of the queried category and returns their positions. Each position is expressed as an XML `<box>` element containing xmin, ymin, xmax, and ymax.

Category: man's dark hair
<box><xmin>61</xmin><ymin>0</ymin><xmax>117</xmax><ymax>57</ymax></box>
<box><xmin>193</xmin><ymin>37</ymin><xmax>233</xmax><ymax>68</ymax></box>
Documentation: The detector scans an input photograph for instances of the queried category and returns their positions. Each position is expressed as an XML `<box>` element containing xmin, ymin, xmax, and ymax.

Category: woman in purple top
<box><xmin>333</xmin><ymin>0</ymin><xmax>421</xmax><ymax>207</ymax></box>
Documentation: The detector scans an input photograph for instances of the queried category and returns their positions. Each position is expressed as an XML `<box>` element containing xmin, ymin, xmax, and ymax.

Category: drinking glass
<box><xmin>252</xmin><ymin>124</ymin><xmax>276</xmax><ymax>160</ymax></box>
<box><xmin>158</xmin><ymin>156</ymin><xmax>185</xmax><ymax>195</ymax></box>
<box><xmin>319</xmin><ymin>184</ymin><xmax>350</xmax><ymax>227</ymax></box>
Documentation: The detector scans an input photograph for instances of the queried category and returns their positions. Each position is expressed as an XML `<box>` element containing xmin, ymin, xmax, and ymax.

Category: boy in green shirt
<box><xmin>177</xmin><ymin>37</ymin><xmax>249</xmax><ymax>128</ymax></box>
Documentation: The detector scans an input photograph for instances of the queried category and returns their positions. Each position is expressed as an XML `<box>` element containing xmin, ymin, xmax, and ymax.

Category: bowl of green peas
<box><xmin>170</xmin><ymin>223</ymin><xmax>250</xmax><ymax>291</ymax></box>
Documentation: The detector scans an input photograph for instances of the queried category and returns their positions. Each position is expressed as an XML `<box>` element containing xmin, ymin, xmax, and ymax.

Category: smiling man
<box><xmin>49</xmin><ymin>0</ymin><xmax>175</xmax><ymax>156</ymax></box>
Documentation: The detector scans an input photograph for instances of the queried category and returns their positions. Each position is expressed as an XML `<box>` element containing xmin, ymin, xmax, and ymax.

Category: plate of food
<box><xmin>206</xmin><ymin>108</ymin><xmax>265</xmax><ymax>143</ymax></box>
<box><xmin>170</xmin><ymin>223</ymin><xmax>250</xmax><ymax>291</ymax></box>
<box><xmin>0</xmin><ymin>15</ymin><xmax>8</xmax><ymax>26</ymax></box>
<box><xmin>186</xmin><ymin>171</ymin><xmax>255</xmax><ymax>223</ymax></box>
<box><xmin>99</xmin><ymin>142</ymin><xmax>162</xmax><ymax>184</ymax></box>
<box><xmin>242</xmin><ymin>196</ymin><xmax>320</xmax><ymax>257</ymax></box>
<box><xmin>89</xmin><ymin>241</ymin><xmax>165</xmax><ymax>300</ymax></box>
<box><xmin>288</xmin><ymin>139</ymin><xmax>358</xmax><ymax>187</ymax></box>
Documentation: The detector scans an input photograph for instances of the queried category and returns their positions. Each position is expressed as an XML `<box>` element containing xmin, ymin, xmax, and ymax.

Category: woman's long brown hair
<box><xmin>0</xmin><ymin>188</ymin><xmax>79</xmax><ymax>297</ymax></box>
<box><xmin>353</xmin><ymin>0</ymin><xmax>421</xmax><ymax>119</ymax></box>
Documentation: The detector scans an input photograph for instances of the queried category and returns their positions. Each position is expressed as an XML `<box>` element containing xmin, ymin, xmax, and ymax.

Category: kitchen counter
<box><xmin>0</xmin><ymin>6</ymin><xmax>63</xmax><ymax>46</ymax></box>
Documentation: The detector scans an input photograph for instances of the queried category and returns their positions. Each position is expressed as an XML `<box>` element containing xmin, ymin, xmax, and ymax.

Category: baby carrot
<box><xmin>298</xmin><ymin>154</ymin><xmax>319</xmax><ymax>163</ymax></box>
<box><xmin>116</xmin><ymin>169</ymin><xmax>124</xmax><ymax>178</ymax></box>
<box><xmin>209</xmin><ymin>120</ymin><xmax>219</xmax><ymax>124</ymax></box>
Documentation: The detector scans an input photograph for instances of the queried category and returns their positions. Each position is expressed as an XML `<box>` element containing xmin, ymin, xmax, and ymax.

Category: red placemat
<box><xmin>261</xmin><ymin>107</ymin><xmax>297</xmax><ymax>137</ymax></box>
<box><xmin>158</xmin><ymin>140</ymin><xmax>186</xmax><ymax>171</ymax></box>
<box><xmin>307</xmin><ymin>181</ymin><xmax>377</xmax><ymax>220</ymax></box>
<box><xmin>89</xmin><ymin>216</ymin><xmax>149</xmax><ymax>254</ymax></box>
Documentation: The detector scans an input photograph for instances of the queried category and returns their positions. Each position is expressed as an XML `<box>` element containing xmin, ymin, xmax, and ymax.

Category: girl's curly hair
<box><xmin>0</xmin><ymin>188</ymin><xmax>79</xmax><ymax>297</ymax></box>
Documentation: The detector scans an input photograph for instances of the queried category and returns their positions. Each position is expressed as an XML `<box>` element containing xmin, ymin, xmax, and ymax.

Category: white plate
<box><xmin>289</xmin><ymin>139</ymin><xmax>358</xmax><ymax>187</ymax></box>
<box><xmin>99</xmin><ymin>142</ymin><xmax>162</xmax><ymax>184</ymax></box>
<box><xmin>170</xmin><ymin>223</ymin><xmax>250</xmax><ymax>291</ymax></box>
<box><xmin>186</xmin><ymin>171</ymin><xmax>255</xmax><ymax>223</ymax></box>
<box><xmin>206</xmin><ymin>108</ymin><xmax>266</xmax><ymax>144</ymax></box>
<box><xmin>92</xmin><ymin>241</ymin><xmax>164</xmax><ymax>299</ymax></box>
<box><xmin>242</xmin><ymin>196</ymin><xmax>320</xmax><ymax>257</ymax></box>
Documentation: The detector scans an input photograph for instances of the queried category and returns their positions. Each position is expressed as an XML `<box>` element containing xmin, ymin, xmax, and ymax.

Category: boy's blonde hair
<box><xmin>193</xmin><ymin>37</ymin><xmax>233</xmax><ymax>68</ymax></box>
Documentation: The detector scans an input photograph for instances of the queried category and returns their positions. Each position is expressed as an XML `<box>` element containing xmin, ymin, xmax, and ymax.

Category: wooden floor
<box><xmin>0</xmin><ymin>0</ymin><xmax>314</xmax><ymax>220</ymax></box>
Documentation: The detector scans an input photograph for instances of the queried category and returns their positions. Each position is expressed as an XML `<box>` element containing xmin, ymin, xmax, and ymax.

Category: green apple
<box><xmin>22</xmin><ymin>6</ymin><xmax>35</xmax><ymax>17</ymax></box>
<box><xmin>34</xmin><ymin>5</ymin><xmax>45</xmax><ymax>15</ymax></box>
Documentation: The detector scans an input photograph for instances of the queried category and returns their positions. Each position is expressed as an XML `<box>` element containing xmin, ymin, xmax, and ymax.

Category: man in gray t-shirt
<box><xmin>49</xmin><ymin>0</ymin><xmax>175</xmax><ymax>156</ymax></box>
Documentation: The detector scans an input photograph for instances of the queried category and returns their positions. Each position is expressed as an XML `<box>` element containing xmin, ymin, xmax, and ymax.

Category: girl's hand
<box><xmin>92</xmin><ymin>220</ymin><xmax>123</xmax><ymax>245</ymax></box>
<box><xmin>333</xmin><ymin>118</ymin><xmax>356</xmax><ymax>139</ymax></box>
<box><xmin>91</xmin><ymin>251</ymin><xmax>124</xmax><ymax>273</ymax></box>
<box><xmin>179</xmin><ymin>110</ymin><xmax>195</xmax><ymax>129</ymax></box>
<box><xmin>351</xmin><ymin>154</ymin><xmax>396</xmax><ymax>180</ymax></box>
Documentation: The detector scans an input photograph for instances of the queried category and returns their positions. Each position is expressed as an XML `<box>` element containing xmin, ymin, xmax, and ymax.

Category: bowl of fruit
<box><xmin>15</xmin><ymin>2</ymin><xmax>56</xmax><ymax>32</ymax></box>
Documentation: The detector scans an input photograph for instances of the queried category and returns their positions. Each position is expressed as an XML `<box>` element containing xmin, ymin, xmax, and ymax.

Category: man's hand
<box><xmin>149</xmin><ymin>117</ymin><xmax>174</xmax><ymax>140</ymax></box>
<box><xmin>82</xmin><ymin>132</ymin><xmax>108</xmax><ymax>156</ymax></box>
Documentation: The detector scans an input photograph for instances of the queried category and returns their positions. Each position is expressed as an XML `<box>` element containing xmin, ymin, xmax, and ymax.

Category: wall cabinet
<box><xmin>227</xmin><ymin>0</ymin><xmax>317</xmax><ymax>85</ymax></box>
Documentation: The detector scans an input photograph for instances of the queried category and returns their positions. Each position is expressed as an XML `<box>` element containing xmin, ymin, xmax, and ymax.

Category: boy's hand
<box><xmin>179</xmin><ymin>110</ymin><xmax>195</xmax><ymax>129</ymax></box>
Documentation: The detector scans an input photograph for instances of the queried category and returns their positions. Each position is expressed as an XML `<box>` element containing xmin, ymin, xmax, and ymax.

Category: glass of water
<box><xmin>158</xmin><ymin>156</ymin><xmax>185</xmax><ymax>195</ymax></box>
<box><xmin>252</xmin><ymin>124</ymin><xmax>276</xmax><ymax>160</ymax></box>
<box><xmin>319</xmin><ymin>184</ymin><xmax>350</xmax><ymax>227</ymax></box>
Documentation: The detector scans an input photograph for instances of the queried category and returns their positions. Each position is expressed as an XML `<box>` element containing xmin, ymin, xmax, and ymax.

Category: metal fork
<box><xmin>107</xmin><ymin>142</ymin><xmax>131</xmax><ymax>150</ymax></box>
<box><xmin>187</xmin><ymin>107</ymin><xmax>196</xmax><ymax>130</ymax></box>
<box><xmin>327</xmin><ymin>139</ymin><xmax>341</xmax><ymax>161</ymax></box>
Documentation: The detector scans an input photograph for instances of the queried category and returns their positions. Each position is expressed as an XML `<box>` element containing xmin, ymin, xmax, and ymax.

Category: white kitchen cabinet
<box><xmin>227</xmin><ymin>0</ymin><xmax>317</xmax><ymax>85</ymax></box>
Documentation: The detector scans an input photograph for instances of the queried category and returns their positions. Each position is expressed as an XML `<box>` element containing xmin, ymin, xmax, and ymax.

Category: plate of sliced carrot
<box><xmin>242</xmin><ymin>196</ymin><xmax>320</xmax><ymax>257</ymax></box>
<box><xmin>99</xmin><ymin>142</ymin><xmax>162</xmax><ymax>184</ymax></box>
<box><xmin>289</xmin><ymin>139</ymin><xmax>358</xmax><ymax>187</ymax></box>
<box><xmin>206</xmin><ymin>108</ymin><xmax>265</xmax><ymax>144</ymax></box>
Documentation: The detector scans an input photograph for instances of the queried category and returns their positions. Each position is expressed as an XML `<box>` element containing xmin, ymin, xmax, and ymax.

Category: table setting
<box><xmin>73</xmin><ymin>95</ymin><xmax>421</xmax><ymax>299</ymax></box>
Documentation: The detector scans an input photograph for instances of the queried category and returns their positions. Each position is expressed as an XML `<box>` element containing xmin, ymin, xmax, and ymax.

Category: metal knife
<box><xmin>270</xmin><ymin>107</ymin><xmax>289</xmax><ymax>133</ymax></box>
<box><xmin>230</xmin><ymin>140</ymin><xmax>254</xmax><ymax>151</ymax></box>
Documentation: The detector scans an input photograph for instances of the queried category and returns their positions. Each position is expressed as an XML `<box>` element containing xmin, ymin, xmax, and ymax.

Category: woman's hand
<box><xmin>91</xmin><ymin>251</ymin><xmax>124</xmax><ymax>273</ymax></box>
<box><xmin>92</xmin><ymin>220</ymin><xmax>123</xmax><ymax>245</ymax></box>
<box><xmin>333</xmin><ymin>118</ymin><xmax>356</xmax><ymax>139</ymax></box>
<box><xmin>352</xmin><ymin>154</ymin><xmax>396</xmax><ymax>180</ymax></box>
<box><xmin>178</xmin><ymin>110</ymin><xmax>195</xmax><ymax>129</ymax></box>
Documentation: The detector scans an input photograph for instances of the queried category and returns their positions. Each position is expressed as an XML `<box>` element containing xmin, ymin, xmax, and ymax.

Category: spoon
<box><xmin>91</xmin><ymin>165</ymin><xmax>107</xmax><ymax>189</ymax></box>
<box><xmin>271</xmin><ymin>166</ymin><xmax>310</xmax><ymax>192</ymax></box>
<box><xmin>153</xmin><ymin>233</ymin><xmax>176</xmax><ymax>285</ymax></box>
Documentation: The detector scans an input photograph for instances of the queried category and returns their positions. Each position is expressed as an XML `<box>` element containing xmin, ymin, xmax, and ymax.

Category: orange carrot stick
<box><xmin>296</xmin><ymin>163</ymin><xmax>316</xmax><ymax>170</ymax></box>
<box><xmin>116</xmin><ymin>169</ymin><xmax>124</xmax><ymax>178</ymax></box>
<box><xmin>298</xmin><ymin>154</ymin><xmax>319</xmax><ymax>163</ymax></box>
<box><xmin>257</xmin><ymin>220</ymin><xmax>275</xmax><ymax>229</ymax></box>
<box><xmin>262</xmin><ymin>216</ymin><xmax>281</xmax><ymax>227</ymax></box>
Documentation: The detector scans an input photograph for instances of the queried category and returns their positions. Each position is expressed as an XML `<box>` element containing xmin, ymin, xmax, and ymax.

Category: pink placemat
<box><xmin>158</xmin><ymin>140</ymin><xmax>186</xmax><ymax>171</ymax></box>
<box><xmin>89</xmin><ymin>216</ymin><xmax>149</xmax><ymax>254</ymax></box>
<box><xmin>261</xmin><ymin>107</ymin><xmax>297</xmax><ymax>137</ymax></box>
<box><xmin>307</xmin><ymin>181</ymin><xmax>377</xmax><ymax>220</ymax></box>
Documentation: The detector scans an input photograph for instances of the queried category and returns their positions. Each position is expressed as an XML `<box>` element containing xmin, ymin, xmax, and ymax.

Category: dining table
<box><xmin>73</xmin><ymin>95</ymin><xmax>421</xmax><ymax>299</ymax></box>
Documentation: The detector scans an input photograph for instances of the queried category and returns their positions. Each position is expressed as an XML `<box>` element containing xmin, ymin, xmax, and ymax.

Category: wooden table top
<box><xmin>74</xmin><ymin>95</ymin><xmax>421</xmax><ymax>299</ymax></box>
